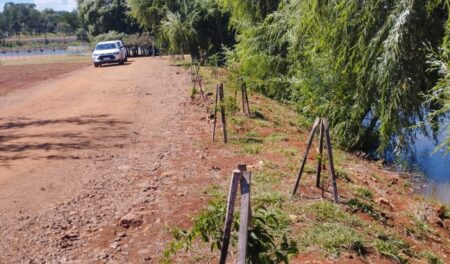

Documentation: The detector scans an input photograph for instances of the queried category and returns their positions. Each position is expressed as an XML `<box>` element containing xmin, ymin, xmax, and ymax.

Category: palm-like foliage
<box><xmin>129</xmin><ymin>0</ymin><xmax>234</xmax><ymax>60</ymax></box>
<box><xmin>161</xmin><ymin>8</ymin><xmax>198</xmax><ymax>56</ymax></box>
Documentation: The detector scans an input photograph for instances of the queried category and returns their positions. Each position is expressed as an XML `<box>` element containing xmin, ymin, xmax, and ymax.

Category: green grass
<box><xmin>421</xmin><ymin>251</ymin><xmax>444</xmax><ymax>264</ymax></box>
<box><xmin>348</xmin><ymin>198</ymin><xmax>385</xmax><ymax>221</ymax></box>
<box><xmin>298</xmin><ymin>201</ymin><xmax>362</xmax><ymax>226</ymax></box>
<box><xmin>253</xmin><ymin>171</ymin><xmax>288</xmax><ymax>186</ymax></box>
<box><xmin>355</xmin><ymin>187</ymin><xmax>374</xmax><ymax>200</ymax></box>
<box><xmin>406</xmin><ymin>215</ymin><xmax>434</xmax><ymax>240</ymax></box>
<box><xmin>175</xmin><ymin>64</ymin><xmax>449</xmax><ymax>263</ymax></box>
<box><xmin>300</xmin><ymin>223</ymin><xmax>365</xmax><ymax>256</ymax></box>
<box><xmin>374</xmin><ymin>234</ymin><xmax>413</xmax><ymax>264</ymax></box>
<box><xmin>238</xmin><ymin>132</ymin><xmax>264</xmax><ymax>144</ymax></box>
<box><xmin>242</xmin><ymin>144</ymin><xmax>261</xmax><ymax>154</ymax></box>
<box><xmin>267</xmin><ymin>132</ymin><xmax>289</xmax><ymax>142</ymax></box>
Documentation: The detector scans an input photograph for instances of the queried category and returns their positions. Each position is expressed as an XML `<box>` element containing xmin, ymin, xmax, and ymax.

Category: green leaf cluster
<box><xmin>222</xmin><ymin>0</ymin><xmax>450</xmax><ymax>153</ymax></box>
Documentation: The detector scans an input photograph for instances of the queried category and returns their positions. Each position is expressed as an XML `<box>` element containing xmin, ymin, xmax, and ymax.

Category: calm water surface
<box><xmin>406</xmin><ymin>122</ymin><xmax>450</xmax><ymax>204</ymax></box>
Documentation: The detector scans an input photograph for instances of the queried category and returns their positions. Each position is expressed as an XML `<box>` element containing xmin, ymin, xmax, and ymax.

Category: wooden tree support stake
<box><xmin>238</xmin><ymin>171</ymin><xmax>251</xmax><ymax>264</ymax></box>
<box><xmin>241</xmin><ymin>82</ymin><xmax>251</xmax><ymax>116</ymax></box>
<box><xmin>292</xmin><ymin>118</ymin><xmax>339</xmax><ymax>203</ymax></box>
<box><xmin>323</xmin><ymin>119</ymin><xmax>339</xmax><ymax>203</ymax></box>
<box><xmin>191</xmin><ymin>62</ymin><xmax>206</xmax><ymax>100</ymax></box>
<box><xmin>316</xmin><ymin>120</ymin><xmax>325</xmax><ymax>188</ymax></box>
<box><xmin>212</xmin><ymin>83</ymin><xmax>227</xmax><ymax>143</ymax></box>
<box><xmin>219</xmin><ymin>170</ymin><xmax>241</xmax><ymax>264</ymax></box>
<box><xmin>220</xmin><ymin>165</ymin><xmax>252</xmax><ymax>264</ymax></box>
<box><xmin>292</xmin><ymin>117</ymin><xmax>320</xmax><ymax>196</ymax></box>
<box><xmin>212</xmin><ymin>84</ymin><xmax>219</xmax><ymax>142</ymax></box>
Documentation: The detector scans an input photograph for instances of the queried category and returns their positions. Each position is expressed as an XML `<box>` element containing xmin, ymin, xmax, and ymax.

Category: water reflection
<box><xmin>419</xmin><ymin>182</ymin><xmax>450</xmax><ymax>204</ymax></box>
<box><xmin>406</xmin><ymin>120</ymin><xmax>450</xmax><ymax>204</ymax></box>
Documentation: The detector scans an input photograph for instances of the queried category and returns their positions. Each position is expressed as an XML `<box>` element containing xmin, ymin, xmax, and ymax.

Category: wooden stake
<box><xmin>316</xmin><ymin>119</ymin><xmax>325</xmax><ymax>188</ymax></box>
<box><xmin>212</xmin><ymin>84</ymin><xmax>219</xmax><ymax>142</ymax></box>
<box><xmin>244</xmin><ymin>83</ymin><xmax>250</xmax><ymax>116</ymax></box>
<box><xmin>323</xmin><ymin>119</ymin><xmax>339</xmax><ymax>203</ymax></box>
<box><xmin>240</xmin><ymin>83</ymin><xmax>251</xmax><ymax>116</ymax></box>
<box><xmin>238</xmin><ymin>164</ymin><xmax>251</xmax><ymax>220</ymax></box>
<box><xmin>238</xmin><ymin>171</ymin><xmax>251</xmax><ymax>264</ymax></box>
<box><xmin>219</xmin><ymin>83</ymin><xmax>228</xmax><ymax>144</ymax></box>
<box><xmin>292</xmin><ymin>117</ymin><xmax>321</xmax><ymax>196</ymax></box>
<box><xmin>198</xmin><ymin>77</ymin><xmax>206</xmax><ymax>100</ymax></box>
<box><xmin>191</xmin><ymin>62</ymin><xmax>205</xmax><ymax>100</ymax></box>
<box><xmin>219</xmin><ymin>170</ymin><xmax>241</xmax><ymax>264</ymax></box>
<box><xmin>241</xmin><ymin>83</ymin><xmax>246</xmax><ymax>114</ymax></box>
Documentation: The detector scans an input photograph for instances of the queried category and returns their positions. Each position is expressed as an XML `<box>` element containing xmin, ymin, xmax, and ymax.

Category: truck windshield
<box><xmin>95</xmin><ymin>43</ymin><xmax>117</xmax><ymax>50</ymax></box>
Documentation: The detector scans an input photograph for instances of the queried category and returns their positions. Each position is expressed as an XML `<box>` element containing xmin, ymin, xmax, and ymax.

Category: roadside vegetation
<box><xmin>162</xmin><ymin>64</ymin><xmax>450</xmax><ymax>263</ymax></box>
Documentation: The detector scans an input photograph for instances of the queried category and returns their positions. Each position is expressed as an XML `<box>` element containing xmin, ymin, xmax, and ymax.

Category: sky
<box><xmin>0</xmin><ymin>0</ymin><xmax>77</xmax><ymax>12</ymax></box>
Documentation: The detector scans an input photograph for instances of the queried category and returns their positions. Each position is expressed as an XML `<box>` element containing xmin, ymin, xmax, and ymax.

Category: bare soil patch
<box><xmin>0</xmin><ymin>57</ymin><xmax>216</xmax><ymax>263</ymax></box>
<box><xmin>0</xmin><ymin>61</ymin><xmax>90</xmax><ymax>95</ymax></box>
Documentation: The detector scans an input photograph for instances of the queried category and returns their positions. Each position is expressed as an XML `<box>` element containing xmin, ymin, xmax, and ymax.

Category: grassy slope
<box><xmin>165</xmin><ymin>63</ymin><xmax>450</xmax><ymax>264</ymax></box>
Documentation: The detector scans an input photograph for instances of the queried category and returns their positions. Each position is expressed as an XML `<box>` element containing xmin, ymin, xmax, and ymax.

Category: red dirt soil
<box><xmin>0</xmin><ymin>62</ymin><xmax>90</xmax><ymax>95</ymax></box>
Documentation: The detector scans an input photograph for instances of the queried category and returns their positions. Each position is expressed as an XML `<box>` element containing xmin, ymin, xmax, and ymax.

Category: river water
<box><xmin>0</xmin><ymin>46</ymin><xmax>90</xmax><ymax>60</ymax></box>
<box><xmin>405</xmin><ymin>122</ymin><xmax>450</xmax><ymax>204</ymax></box>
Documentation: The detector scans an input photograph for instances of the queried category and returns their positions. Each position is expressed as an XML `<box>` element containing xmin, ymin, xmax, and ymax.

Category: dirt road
<box><xmin>0</xmin><ymin>57</ymin><xmax>214</xmax><ymax>263</ymax></box>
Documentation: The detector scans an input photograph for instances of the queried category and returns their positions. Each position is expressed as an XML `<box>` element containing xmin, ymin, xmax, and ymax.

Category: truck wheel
<box><xmin>94</xmin><ymin>63</ymin><xmax>99</xmax><ymax>67</ymax></box>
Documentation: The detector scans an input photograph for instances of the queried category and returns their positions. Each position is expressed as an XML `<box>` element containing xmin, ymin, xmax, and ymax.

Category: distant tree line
<box><xmin>0</xmin><ymin>2</ymin><xmax>81</xmax><ymax>38</ymax></box>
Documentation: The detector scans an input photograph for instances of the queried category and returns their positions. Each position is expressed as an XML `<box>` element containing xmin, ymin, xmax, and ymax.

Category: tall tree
<box><xmin>224</xmin><ymin>0</ymin><xmax>450</xmax><ymax>154</ymax></box>
<box><xmin>78</xmin><ymin>0</ymin><xmax>140</xmax><ymax>36</ymax></box>
<box><xmin>128</xmin><ymin>0</ymin><xmax>235</xmax><ymax>60</ymax></box>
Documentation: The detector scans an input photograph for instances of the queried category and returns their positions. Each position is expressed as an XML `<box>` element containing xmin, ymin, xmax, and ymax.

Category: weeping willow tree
<box><xmin>427</xmin><ymin>45</ymin><xmax>450</xmax><ymax>152</ymax></box>
<box><xmin>217</xmin><ymin>0</ymin><xmax>281</xmax><ymax>24</ymax></box>
<box><xmin>223</xmin><ymin>0</ymin><xmax>450</xmax><ymax>154</ymax></box>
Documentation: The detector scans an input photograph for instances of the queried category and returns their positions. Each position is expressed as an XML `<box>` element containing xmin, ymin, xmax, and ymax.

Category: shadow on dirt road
<box><xmin>0</xmin><ymin>114</ymin><xmax>131</xmax><ymax>167</ymax></box>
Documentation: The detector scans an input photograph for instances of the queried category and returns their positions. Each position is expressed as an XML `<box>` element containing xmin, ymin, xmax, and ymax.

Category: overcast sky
<box><xmin>0</xmin><ymin>0</ymin><xmax>77</xmax><ymax>12</ymax></box>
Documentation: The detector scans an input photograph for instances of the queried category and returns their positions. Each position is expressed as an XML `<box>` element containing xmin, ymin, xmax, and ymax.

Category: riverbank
<box><xmin>162</xmin><ymin>64</ymin><xmax>450</xmax><ymax>263</ymax></box>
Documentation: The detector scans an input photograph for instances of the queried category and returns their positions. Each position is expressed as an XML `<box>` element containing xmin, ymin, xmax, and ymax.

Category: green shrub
<box><xmin>224</xmin><ymin>96</ymin><xmax>240</xmax><ymax>114</ymax></box>
<box><xmin>163</xmin><ymin>198</ymin><xmax>298</xmax><ymax>263</ymax></box>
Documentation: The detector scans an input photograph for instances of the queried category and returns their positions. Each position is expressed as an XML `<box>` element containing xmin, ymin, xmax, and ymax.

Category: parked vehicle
<box><xmin>92</xmin><ymin>41</ymin><xmax>126</xmax><ymax>67</ymax></box>
<box><xmin>114</xmin><ymin>40</ymin><xmax>127</xmax><ymax>62</ymax></box>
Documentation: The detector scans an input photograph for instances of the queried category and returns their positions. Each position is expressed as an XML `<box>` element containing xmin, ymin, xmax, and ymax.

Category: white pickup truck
<box><xmin>92</xmin><ymin>41</ymin><xmax>127</xmax><ymax>67</ymax></box>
